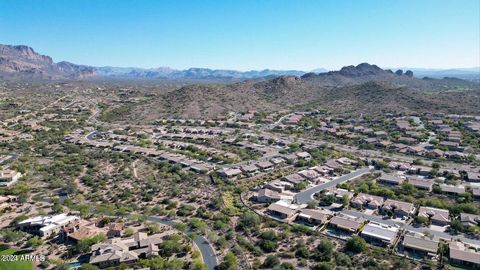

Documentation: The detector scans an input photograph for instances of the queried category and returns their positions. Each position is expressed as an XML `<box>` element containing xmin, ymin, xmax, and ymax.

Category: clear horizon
<box><xmin>1</xmin><ymin>0</ymin><xmax>479</xmax><ymax>71</ymax></box>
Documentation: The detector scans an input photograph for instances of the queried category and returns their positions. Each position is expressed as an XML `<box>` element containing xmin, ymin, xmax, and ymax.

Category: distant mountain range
<box><xmin>392</xmin><ymin>67</ymin><xmax>480</xmax><ymax>82</ymax></box>
<box><xmin>94</xmin><ymin>66</ymin><xmax>307</xmax><ymax>80</ymax></box>
<box><xmin>125</xmin><ymin>62</ymin><xmax>480</xmax><ymax>120</ymax></box>
<box><xmin>0</xmin><ymin>44</ymin><xmax>478</xmax><ymax>82</ymax></box>
<box><xmin>0</xmin><ymin>44</ymin><xmax>307</xmax><ymax>80</ymax></box>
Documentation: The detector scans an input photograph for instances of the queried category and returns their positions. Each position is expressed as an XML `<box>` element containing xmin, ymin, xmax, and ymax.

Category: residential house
<box><xmin>448</xmin><ymin>241</ymin><xmax>480</xmax><ymax>267</ymax></box>
<box><xmin>406</xmin><ymin>146</ymin><xmax>426</xmax><ymax>155</ymax></box>
<box><xmin>445</xmin><ymin>151</ymin><xmax>467</xmax><ymax>160</ymax></box>
<box><xmin>267</xmin><ymin>203</ymin><xmax>296</xmax><ymax>220</ymax></box>
<box><xmin>61</xmin><ymin>220</ymin><xmax>104</xmax><ymax>242</ymax></box>
<box><xmin>328</xmin><ymin>214</ymin><xmax>365</xmax><ymax>233</ymax></box>
<box><xmin>264</xmin><ymin>180</ymin><xmax>293</xmax><ymax>193</ymax></box>
<box><xmin>296</xmin><ymin>152</ymin><xmax>312</xmax><ymax>161</ymax></box>
<box><xmin>377</xmin><ymin>174</ymin><xmax>404</xmax><ymax>186</ymax></box>
<box><xmin>17</xmin><ymin>214</ymin><xmax>80</xmax><ymax>239</ymax></box>
<box><xmin>326</xmin><ymin>188</ymin><xmax>354</xmax><ymax>203</ymax></box>
<box><xmin>190</xmin><ymin>163</ymin><xmax>210</xmax><ymax>173</ymax></box>
<box><xmin>351</xmin><ymin>193</ymin><xmax>385</xmax><ymax>210</ymax></box>
<box><xmin>256</xmin><ymin>161</ymin><xmax>274</xmax><ymax>172</ymax></box>
<box><xmin>363</xmin><ymin>137</ymin><xmax>378</xmax><ymax>144</ymax></box>
<box><xmin>296</xmin><ymin>209</ymin><xmax>332</xmax><ymax>225</ymax></box>
<box><xmin>256</xmin><ymin>189</ymin><xmax>281</xmax><ymax>203</ymax></box>
<box><xmin>407</xmin><ymin>177</ymin><xmax>434</xmax><ymax>191</ymax></box>
<box><xmin>392</xmin><ymin>143</ymin><xmax>409</xmax><ymax>151</ymax></box>
<box><xmin>283</xmin><ymin>173</ymin><xmax>306</xmax><ymax>185</ymax></box>
<box><xmin>460</xmin><ymin>213</ymin><xmax>480</xmax><ymax>229</ymax></box>
<box><xmin>179</xmin><ymin>159</ymin><xmax>196</xmax><ymax>168</ymax></box>
<box><xmin>360</xmin><ymin>222</ymin><xmax>400</xmax><ymax>246</ymax></box>
<box><xmin>408</xmin><ymin>166</ymin><xmax>432</xmax><ymax>176</ymax></box>
<box><xmin>0</xmin><ymin>169</ymin><xmax>22</xmax><ymax>187</ymax></box>
<box><xmin>312</xmin><ymin>165</ymin><xmax>334</xmax><ymax>175</ymax></box>
<box><xmin>381</xmin><ymin>199</ymin><xmax>415</xmax><ymax>218</ymax></box>
<box><xmin>376</xmin><ymin>140</ymin><xmax>392</xmax><ymax>148</ymax></box>
<box><xmin>298</xmin><ymin>169</ymin><xmax>320</xmax><ymax>181</ymax></box>
<box><xmin>418</xmin><ymin>207</ymin><xmax>450</xmax><ymax>226</ymax></box>
<box><xmin>401</xmin><ymin>232</ymin><xmax>439</xmax><ymax>259</ymax></box>
<box><xmin>325</xmin><ymin>159</ymin><xmax>342</xmax><ymax>170</ymax></box>
<box><xmin>217</xmin><ymin>168</ymin><xmax>243</xmax><ymax>180</ymax></box>
<box><xmin>337</xmin><ymin>157</ymin><xmax>357</xmax><ymax>165</ymax></box>
<box><xmin>439</xmin><ymin>141</ymin><xmax>464</xmax><ymax>152</ymax></box>
<box><xmin>374</xmin><ymin>131</ymin><xmax>388</xmax><ymax>138</ymax></box>
<box><xmin>270</xmin><ymin>157</ymin><xmax>285</xmax><ymax>167</ymax></box>
<box><xmin>473</xmin><ymin>187</ymin><xmax>480</xmax><ymax>200</ymax></box>
<box><xmin>426</xmin><ymin>149</ymin><xmax>445</xmax><ymax>158</ymax></box>
<box><xmin>89</xmin><ymin>232</ymin><xmax>162</xmax><ymax>268</ymax></box>
<box><xmin>439</xmin><ymin>184</ymin><xmax>465</xmax><ymax>196</ymax></box>
<box><xmin>284</xmin><ymin>153</ymin><xmax>298</xmax><ymax>163</ymax></box>
<box><xmin>388</xmin><ymin>162</ymin><xmax>410</xmax><ymax>171</ymax></box>
<box><xmin>107</xmin><ymin>223</ymin><xmax>124</xmax><ymax>238</ymax></box>
<box><xmin>467</xmin><ymin>172</ymin><xmax>480</xmax><ymax>182</ymax></box>
<box><xmin>398</xmin><ymin>137</ymin><xmax>417</xmax><ymax>145</ymax></box>
<box><xmin>240</xmin><ymin>164</ymin><xmax>259</xmax><ymax>177</ymax></box>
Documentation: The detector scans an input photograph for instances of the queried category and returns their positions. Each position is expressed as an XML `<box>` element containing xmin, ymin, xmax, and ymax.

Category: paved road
<box><xmin>341</xmin><ymin>209</ymin><xmax>480</xmax><ymax>246</ymax></box>
<box><xmin>264</xmin><ymin>113</ymin><xmax>294</xmax><ymax>130</ymax></box>
<box><xmin>147</xmin><ymin>216</ymin><xmax>218</xmax><ymax>270</ymax></box>
<box><xmin>295</xmin><ymin>167</ymin><xmax>371</xmax><ymax>204</ymax></box>
<box><xmin>85</xmin><ymin>131</ymin><xmax>98</xmax><ymax>141</ymax></box>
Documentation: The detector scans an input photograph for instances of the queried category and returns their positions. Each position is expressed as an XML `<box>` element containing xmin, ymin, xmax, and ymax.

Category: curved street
<box><xmin>295</xmin><ymin>167</ymin><xmax>371</xmax><ymax>204</ymax></box>
<box><xmin>147</xmin><ymin>216</ymin><xmax>218</xmax><ymax>270</ymax></box>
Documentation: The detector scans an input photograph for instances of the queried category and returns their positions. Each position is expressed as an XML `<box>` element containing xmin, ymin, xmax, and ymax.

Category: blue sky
<box><xmin>0</xmin><ymin>0</ymin><xmax>479</xmax><ymax>70</ymax></box>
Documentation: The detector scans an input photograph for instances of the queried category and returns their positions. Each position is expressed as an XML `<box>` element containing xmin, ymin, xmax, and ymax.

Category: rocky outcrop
<box><xmin>0</xmin><ymin>44</ymin><xmax>95</xmax><ymax>79</ymax></box>
<box><xmin>338</xmin><ymin>63</ymin><xmax>384</xmax><ymax>77</ymax></box>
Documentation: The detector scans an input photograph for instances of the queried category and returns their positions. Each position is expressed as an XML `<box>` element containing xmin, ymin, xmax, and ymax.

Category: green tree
<box><xmin>450</xmin><ymin>219</ymin><xmax>464</xmax><ymax>233</ymax></box>
<box><xmin>335</xmin><ymin>252</ymin><xmax>351</xmax><ymax>266</ymax></box>
<box><xmin>342</xmin><ymin>194</ymin><xmax>350</xmax><ymax>207</ymax></box>
<box><xmin>415</xmin><ymin>215</ymin><xmax>429</xmax><ymax>226</ymax></box>
<box><xmin>190</xmin><ymin>259</ymin><xmax>207</xmax><ymax>270</ymax></box>
<box><xmin>319</xmin><ymin>194</ymin><xmax>336</xmax><ymax>206</ymax></box>
<box><xmin>1</xmin><ymin>228</ymin><xmax>24</xmax><ymax>242</ymax></box>
<box><xmin>219</xmin><ymin>252</ymin><xmax>238</xmax><ymax>270</ymax></box>
<box><xmin>146</xmin><ymin>222</ymin><xmax>161</xmax><ymax>234</ymax></box>
<box><xmin>52</xmin><ymin>202</ymin><xmax>64</xmax><ymax>213</ymax></box>
<box><xmin>237</xmin><ymin>211</ymin><xmax>261</xmax><ymax>230</ymax></box>
<box><xmin>75</xmin><ymin>234</ymin><xmax>107</xmax><ymax>253</ymax></box>
<box><xmin>345</xmin><ymin>236</ymin><xmax>367</xmax><ymax>253</ymax></box>
<box><xmin>124</xmin><ymin>228</ymin><xmax>134</xmax><ymax>237</ymax></box>
<box><xmin>263</xmin><ymin>255</ymin><xmax>280</xmax><ymax>268</ymax></box>
<box><xmin>159</xmin><ymin>239</ymin><xmax>182</xmax><ymax>257</ymax></box>
<box><xmin>27</xmin><ymin>236</ymin><xmax>43</xmax><ymax>247</ymax></box>
<box><xmin>314</xmin><ymin>239</ymin><xmax>334</xmax><ymax>261</ymax></box>
<box><xmin>295</xmin><ymin>244</ymin><xmax>310</xmax><ymax>258</ymax></box>
<box><xmin>307</xmin><ymin>200</ymin><xmax>318</xmax><ymax>209</ymax></box>
<box><xmin>258</xmin><ymin>230</ymin><xmax>278</xmax><ymax>252</ymax></box>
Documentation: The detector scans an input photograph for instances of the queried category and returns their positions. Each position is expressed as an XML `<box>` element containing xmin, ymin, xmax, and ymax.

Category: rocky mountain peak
<box><xmin>0</xmin><ymin>44</ymin><xmax>94</xmax><ymax>79</ymax></box>
<box><xmin>338</xmin><ymin>63</ymin><xmax>384</xmax><ymax>77</ymax></box>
